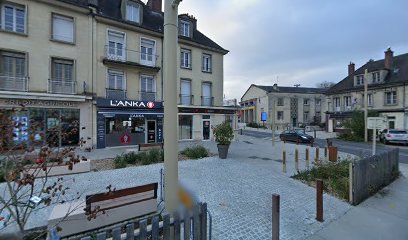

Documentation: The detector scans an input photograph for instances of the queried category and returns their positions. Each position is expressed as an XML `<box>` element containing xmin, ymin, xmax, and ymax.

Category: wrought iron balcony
<box><xmin>106</xmin><ymin>89</ymin><xmax>127</xmax><ymax>99</ymax></box>
<box><xmin>104</xmin><ymin>45</ymin><xmax>159</xmax><ymax>69</ymax></box>
<box><xmin>48</xmin><ymin>79</ymin><xmax>76</xmax><ymax>94</ymax></box>
<box><xmin>0</xmin><ymin>76</ymin><xmax>28</xmax><ymax>92</ymax></box>
<box><xmin>179</xmin><ymin>94</ymin><xmax>194</xmax><ymax>105</ymax></box>
<box><xmin>201</xmin><ymin>96</ymin><xmax>214</xmax><ymax>106</ymax></box>
<box><xmin>139</xmin><ymin>91</ymin><xmax>156</xmax><ymax>102</ymax></box>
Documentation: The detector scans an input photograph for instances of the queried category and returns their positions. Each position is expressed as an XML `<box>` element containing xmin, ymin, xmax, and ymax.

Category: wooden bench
<box><xmin>48</xmin><ymin>183</ymin><xmax>158</xmax><ymax>238</ymax></box>
<box><xmin>138</xmin><ymin>143</ymin><xmax>163</xmax><ymax>151</ymax></box>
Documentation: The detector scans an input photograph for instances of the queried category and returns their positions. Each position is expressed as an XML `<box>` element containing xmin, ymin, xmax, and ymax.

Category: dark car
<box><xmin>280</xmin><ymin>130</ymin><xmax>314</xmax><ymax>143</ymax></box>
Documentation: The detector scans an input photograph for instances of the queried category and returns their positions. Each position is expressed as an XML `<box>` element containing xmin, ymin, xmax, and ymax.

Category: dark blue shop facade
<box><xmin>96</xmin><ymin>98</ymin><xmax>163</xmax><ymax>149</ymax></box>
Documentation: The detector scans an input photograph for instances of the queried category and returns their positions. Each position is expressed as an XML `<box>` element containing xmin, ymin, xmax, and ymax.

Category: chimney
<box><xmin>273</xmin><ymin>83</ymin><xmax>278</xmax><ymax>90</ymax></box>
<box><xmin>348</xmin><ymin>62</ymin><xmax>355</xmax><ymax>76</ymax></box>
<box><xmin>147</xmin><ymin>0</ymin><xmax>162</xmax><ymax>12</ymax></box>
<box><xmin>384</xmin><ymin>47</ymin><xmax>393</xmax><ymax>70</ymax></box>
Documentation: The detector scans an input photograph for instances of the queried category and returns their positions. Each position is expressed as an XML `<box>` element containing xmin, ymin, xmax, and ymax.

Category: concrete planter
<box><xmin>217</xmin><ymin>144</ymin><xmax>230</xmax><ymax>159</ymax></box>
<box><xmin>22</xmin><ymin>161</ymin><xmax>90</xmax><ymax>178</ymax></box>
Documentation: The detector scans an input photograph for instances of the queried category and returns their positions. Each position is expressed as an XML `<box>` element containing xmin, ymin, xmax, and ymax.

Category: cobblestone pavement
<box><xmin>1</xmin><ymin>135</ymin><xmax>353</xmax><ymax>239</ymax></box>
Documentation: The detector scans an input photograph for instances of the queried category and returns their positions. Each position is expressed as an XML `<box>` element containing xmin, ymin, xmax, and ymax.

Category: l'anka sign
<box><xmin>96</xmin><ymin>98</ymin><xmax>163</xmax><ymax>109</ymax></box>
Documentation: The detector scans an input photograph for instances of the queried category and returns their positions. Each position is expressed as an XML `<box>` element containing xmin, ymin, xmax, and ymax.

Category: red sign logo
<box><xmin>147</xmin><ymin>102</ymin><xmax>155</xmax><ymax>108</ymax></box>
<box><xmin>120</xmin><ymin>133</ymin><xmax>131</xmax><ymax>144</ymax></box>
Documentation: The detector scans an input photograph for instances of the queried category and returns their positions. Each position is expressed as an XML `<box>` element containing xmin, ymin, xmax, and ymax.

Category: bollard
<box><xmin>316</xmin><ymin>179</ymin><xmax>324</xmax><ymax>222</ymax></box>
<box><xmin>272</xmin><ymin>194</ymin><xmax>280</xmax><ymax>240</ymax></box>
<box><xmin>324</xmin><ymin>147</ymin><xmax>327</xmax><ymax>158</ymax></box>
<box><xmin>282</xmin><ymin>151</ymin><xmax>287</xmax><ymax>173</ymax></box>
<box><xmin>295</xmin><ymin>148</ymin><xmax>299</xmax><ymax>171</ymax></box>
<box><xmin>305</xmin><ymin>148</ymin><xmax>310</xmax><ymax>169</ymax></box>
<box><xmin>315</xmin><ymin>147</ymin><xmax>319</xmax><ymax>163</ymax></box>
<box><xmin>240</xmin><ymin>128</ymin><xmax>243</xmax><ymax>135</ymax></box>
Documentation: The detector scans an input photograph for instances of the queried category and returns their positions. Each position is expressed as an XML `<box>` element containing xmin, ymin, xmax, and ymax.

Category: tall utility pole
<box><xmin>364</xmin><ymin>69</ymin><xmax>368</xmax><ymax>142</ymax></box>
<box><xmin>163</xmin><ymin>0</ymin><xmax>181</xmax><ymax>213</ymax></box>
<box><xmin>271</xmin><ymin>97</ymin><xmax>276</xmax><ymax>146</ymax></box>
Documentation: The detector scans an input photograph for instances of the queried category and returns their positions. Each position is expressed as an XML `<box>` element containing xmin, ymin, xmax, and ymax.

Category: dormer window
<box><xmin>356</xmin><ymin>75</ymin><xmax>364</xmax><ymax>85</ymax></box>
<box><xmin>372</xmin><ymin>72</ymin><xmax>380</xmax><ymax>83</ymax></box>
<box><xmin>126</xmin><ymin>1</ymin><xmax>140</xmax><ymax>23</ymax></box>
<box><xmin>179</xmin><ymin>20</ymin><xmax>190</xmax><ymax>37</ymax></box>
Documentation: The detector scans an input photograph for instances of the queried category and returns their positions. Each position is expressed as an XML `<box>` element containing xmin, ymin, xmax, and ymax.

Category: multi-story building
<box><xmin>326</xmin><ymin>48</ymin><xmax>408</xmax><ymax>131</ymax></box>
<box><xmin>0</xmin><ymin>0</ymin><xmax>232</xmax><ymax>149</ymax></box>
<box><xmin>240</xmin><ymin>84</ymin><xmax>326</xmax><ymax>129</ymax></box>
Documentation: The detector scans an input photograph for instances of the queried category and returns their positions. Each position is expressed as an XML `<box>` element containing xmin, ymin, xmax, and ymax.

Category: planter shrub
<box><xmin>180</xmin><ymin>145</ymin><xmax>209</xmax><ymax>159</ymax></box>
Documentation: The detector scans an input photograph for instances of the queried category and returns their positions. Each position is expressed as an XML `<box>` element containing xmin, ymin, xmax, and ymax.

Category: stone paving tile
<box><xmin>1</xmin><ymin>135</ymin><xmax>353</xmax><ymax>239</ymax></box>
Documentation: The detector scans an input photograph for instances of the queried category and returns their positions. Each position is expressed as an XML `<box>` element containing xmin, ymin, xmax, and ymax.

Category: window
<box><xmin>368</xmin><ymin>94</ymin><xmax>373</xmax><ymax>106</ymax></box>
<box><xmin>344</xmin><ymin>96</ymin><xmax>351</xmax><ymax>107</ymax></box>
<box><xmin>315</xmin><ymin>98</ymin><xmax>321</xmax><ymax>105</ymax></box>
<box><xmin>107</xmin><ymin>30</ymin><xmax>125</xmax><ymax>61</ymax></box>
<box><xmin>126</xmin><ymin>1</ymin><xmax>140</xmax><ymax>23</ymax></box>
<box><xmin>0</xmin><ymin>51</ymin><xmax>26</xmax><ymax>91</ymax></box>
<box><xmin>180</xmin><ymin>79</ymin><xmax>192</xmax><ymax>105</ymax></box>
<box><xmin>1</xmin><ymin>3</ymin><xmax>25</xmax><ymax>33</ymax></box>
<box><xmin>303</xmin><ymin>99</ymin><xmax>309</xmax><ymax>105</ymax></box>
<box><xmin>277</xmin><ymin>98</ymin><xmax>284</xmax><ymax>106</ymax></box>
<box><xmin>180</xmin><ymin>49</ymin><xmax>191</xmax><ymax>68</ymax></box>
<box><xmin>202</xmin><ymin>54</ymin><xmax>211</xmax><ymax>72</ymax></box>
<box><xmin>50</xmin><ymin>58</ymin><xmax>75</xmax><ymax>94</ymax></box>
<box><xmin>277</xmin><ymin>111</ymin><xmax>284</xmax><ymax>120</ymax></box>
<box><xmin>334</xmin><ymin>97</ymin><xmax>341</xmax><ymax>111</ymax></box>
<box><xmin>140</xmin><ymin>75</ymin><xmax>155</xmax><ymax>101</ymax></box>
<box><xmin>52</xmin><ymin>14</ymin><xmax>74</xmax><ymax>43</ymax></box>
<box><xmin>179</xmin><ymin>20</ymin><xmax>190</xmax><ymax>37</ymax></box>
<box><xmin>140</xmin><ymin>38</ymin><xmax>155</xmax><ymax>66</ymax></box>
<box><xmin>372</xmin><ymin>72</ymin><xmax>380</xmax><ymax>83</ymax></box>
<box><xmin>179</xmin><ymin>115</ymin><xmax>192</xmax><ymax>140</ymax></box>
<box><xmin>303</xmin><ymin>112</ymin><xmax>309</xmax><ymax>122</ymax></box>
<box><xmin>202</xmin><ymin>82</ymin><xmax>212</xmax><ymax>106</ymax></box>
<box><xmin>385</xmin><ymin>91</ymin><xmax>397</xmax><ymax>105</ymax></box>
<box><xmin>356</xmin><ymin>75</ymin><xmax>364</xmax><ymax>85</ymax></box>
<box><xmin>107</xmin><ymin>69</ymin><xmax>124</xmax><ymax>90</ymax></box>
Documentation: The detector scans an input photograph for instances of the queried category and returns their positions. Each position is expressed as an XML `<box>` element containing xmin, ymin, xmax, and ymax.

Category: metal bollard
<box><xmin>295</xmin><ymin>148</ymin><xmax>299</xmax><ymax>171</ymax></box>
<box><xmin>324</xmin><ymin>147</ymin><xmax>327</xmax><ymax>158</ymax></box>
<box><xmin>316</xmin><ymin>179</ymin><xmax>324</xmax><ymax>222</ymax></box>
<box><xmin>315</xmin><ymin>147</ymin><xmax>319</xmax><ymax>163</ymax></box>
<box><xmin>282</xmin><ymin>151</ymin><xmax>287</xmax><ymax>173</ymax></box>
<box><xmin>305</xmin><ymin>148</ymin><xmax>309</xmax><ymax>169</ymax></box>
<box><xmin>272</xmin><ymin>194</ymin><xmax>280</xmax><ymax>240</ymax></box>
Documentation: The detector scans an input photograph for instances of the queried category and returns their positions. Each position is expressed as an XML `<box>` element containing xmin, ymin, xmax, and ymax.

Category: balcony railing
<box><xmin>104</xmin><ymin>45</ymin><xmax>159</xmax><ymax>68</ymax></box>
<box><xmin>201</xmin><ymin>96</ymin><xmax>214</xmax><ymax>106</ymax></box>
<box><xmin>139</xmin><ymin>91</ymin><xmax>156</xmax><ymax>101</ymax></box>
<box><xmin>179</xmin><ymin>94</ymin><xmax>194</xmax><ymax>105</ymax></box>
<box><xmin>106</xmin><ymin>89</ymin><xmax>126</xmax><ymax>99</ymax></box>
<box><xmin>0</xmin><ymin>75</ymin><xmax>28</xmax><ymax>92</ymax></box>
<box><xmin>48</xmin><ymin>79</ymin><xmax>76</xmax><ymax>94</ymax></box>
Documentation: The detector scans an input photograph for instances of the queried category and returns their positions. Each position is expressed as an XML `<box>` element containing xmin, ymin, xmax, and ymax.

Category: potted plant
<box><xmin>213</xmin><ymin>121</ymin><xmax>234</xmax><ymax>159</ymax></box>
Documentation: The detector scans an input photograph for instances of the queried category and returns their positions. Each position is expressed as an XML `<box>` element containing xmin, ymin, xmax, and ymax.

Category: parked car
<box><xmin>279</xmin><ymin>130</ymin><xmax>314</xmax><ymax>143</ymax></box>
<box><xmin>379</xmin><ymin>129</ymin><xmax>408</xmax><ymax>145</ymax></box>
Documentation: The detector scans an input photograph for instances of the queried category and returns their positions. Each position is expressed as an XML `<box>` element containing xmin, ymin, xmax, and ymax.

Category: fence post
<box><xmin>324</xmin><ymin>147</ymin><xmax>327</xmax><ymax>159</ymax></box>
<box><xmin>315</xmin><ymin>147</ymin><xmax>319</xmax><ymax>163</ymax></box>
<box><xmin>295</xmin><ymin>148</ymin><xmax>299</xmax><ymax>171</ymax></box>
<box><xmin>272</xmin><ymin>194</ymin><xmax>280</xmax><ymax>240</ymax></box>
<box><xmin>316</xmin><ymin>179</ymin><xmax>324</xmax><ymax>222</ymax></box>
<box><xmin>348</xmin><ymin>161</ymin><xmax>353</xmax><ymax>204</ymax></box>
<box><xmin>305</xmin><ymin>148</ymin><xmax>309</xmax><ymax>169</ymax></box>
<box><xmin>200</xmin><ymin>203</ymin><xmax>208</xmax><ymax>240</ymax></box>
<box><xmin>282</xmin><ymin>150</ymin><xmax>287</xmax><ymax>173</ymax></box>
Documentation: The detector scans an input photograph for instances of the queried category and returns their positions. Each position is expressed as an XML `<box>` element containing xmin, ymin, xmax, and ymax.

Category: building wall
<box><xmin>240</xmin><ymin>86</ymin><xmax>268</xmax><ymax>124</ymax></box>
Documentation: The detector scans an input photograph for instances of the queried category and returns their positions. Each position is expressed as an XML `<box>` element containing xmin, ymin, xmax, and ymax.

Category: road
<box><xmin>242</xmin><ymin>129</ymin><xmax>408</xmax><ymax>164</ymax></box>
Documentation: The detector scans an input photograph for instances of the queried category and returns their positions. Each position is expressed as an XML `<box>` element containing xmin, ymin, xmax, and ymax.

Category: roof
<box><xmin>326</xmin><ymin>52</ymin><xmax>408</xmax><ymax>94</ymax></box>
<box><xmin>59</xmin><ymin>0</ymin><xmax>228</xmax><ymax>54</ymax></box>
<box><xmin>255</xmin><ymin>85</ymin><xmax>326</xmax><ymax>94</ymax></box>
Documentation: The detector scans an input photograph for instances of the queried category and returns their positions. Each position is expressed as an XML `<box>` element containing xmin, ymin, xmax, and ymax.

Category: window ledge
<box><xmin>202</xmin><ymin>70</ymin><xmax>212</xmax><ymax>74</ymax></box>
<box><xmin>0</xmin><ymin>29</ymin><xmax>28</xmax><ymax>37</ymax></box>
<box><xmin>181</xmin><ymin>66</ymin><xmax>192</xmax><ymax>70</ymax></box>
<box><xmin>50</xmin><ymin>38</ymin><xmax>75</xmax><ymax>46</ymax></box>
<box><xmin>384</xmin><ymin>103</ymin><xmax>398</xmax><ymax>106</ymax></box>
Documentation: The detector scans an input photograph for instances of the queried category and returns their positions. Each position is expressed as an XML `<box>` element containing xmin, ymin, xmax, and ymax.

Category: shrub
<box><xmin>114</xmin><ymin>149</ymin><xmax>164</xmax><ymax>168</ymax></box>
<box><xmin>181</xmin><ymin>145</ymin><xmax>209</xmax><ymax>159</ymax></box>
<box><xmin>213</xmin><ymin>121</ymin><xmax>234</xmax><ymax>145</ymax></box>
<box><xmin>113</xmin><ymin>155</ymin><xmax>127</xmax><ymax>169</ymax></box>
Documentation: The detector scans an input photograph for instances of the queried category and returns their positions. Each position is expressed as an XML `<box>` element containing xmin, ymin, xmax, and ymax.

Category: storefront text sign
<box><xmin>3</xmin><ymin>99</ymin><xmax>77</xmax><ymax>107</ymax></box>
<box><xmin>97</xmin><ymin>98</ymin><xmax>162</xmax><ymax>109</ymax></box>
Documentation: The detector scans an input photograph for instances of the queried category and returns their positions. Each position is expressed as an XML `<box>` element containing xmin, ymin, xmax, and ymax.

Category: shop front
<box><xmin>0</xmin><ymin>99</ymin><xmax>90</xmax><ymax>149</ymax></box>
<box><xmin>96</xmin><ymin>98</ymin><xmax>163</xmax><ymax>148</ymax></box>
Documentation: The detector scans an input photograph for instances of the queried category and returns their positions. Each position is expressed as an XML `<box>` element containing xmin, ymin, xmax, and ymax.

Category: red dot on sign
<box><xmin>147</xmin><ymin>102</ymin><xmax>155</xmax><ymax>108</ymax></box>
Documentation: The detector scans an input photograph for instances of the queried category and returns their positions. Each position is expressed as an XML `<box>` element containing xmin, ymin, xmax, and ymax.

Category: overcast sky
<box><xmin>164</xmin><ymin>0</ymin><xmax>408</xmax><ymax>100</ymax></box>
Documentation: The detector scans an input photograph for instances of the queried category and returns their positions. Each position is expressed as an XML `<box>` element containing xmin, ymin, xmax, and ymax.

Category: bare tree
<box><xmin>316</xmin><ymin>81</ymin><xmax>336</xmax><ymax>88</ymax></box>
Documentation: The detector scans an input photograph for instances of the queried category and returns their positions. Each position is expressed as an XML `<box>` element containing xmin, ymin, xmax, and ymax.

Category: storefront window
<box><xmin>60</xmin><ymin>109</ymin><xmax>80</xmax><ymax>146</ymax></box>
<box><xmin>29</xmin><ymin>109</ymin><xmax>45</xmax><ymax>146</ymax></box>
<box><xmin>179</xmin><ymin>115</ymin><xmax>192</xmax><ymax>140</ymax></box>
<box><xmin>105</xmin><ymin>116</ymin><xmax>146</xmax><ymax>147</ymax></box>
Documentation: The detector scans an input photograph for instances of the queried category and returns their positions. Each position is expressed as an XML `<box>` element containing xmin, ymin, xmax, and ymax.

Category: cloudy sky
<box><xmin>171</xmin><ymin>0</ymin><xmax>408</xmax><ymax>100</ymax></box>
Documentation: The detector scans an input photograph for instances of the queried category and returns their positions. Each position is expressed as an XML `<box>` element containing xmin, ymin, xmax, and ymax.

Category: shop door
<box><xmin>147</xmin><ymin>120</ymin><xmax>156</xmax><ymax>143</ymax></box>
<box><xmin>46</xmin><ymin>109</ymin><xmax>61</xmax><ymax>147</ymax></box>
<box><xmin>203</xmin><ymin>120</ymin><xmax>211</xmax><ymax>140</ymax></box>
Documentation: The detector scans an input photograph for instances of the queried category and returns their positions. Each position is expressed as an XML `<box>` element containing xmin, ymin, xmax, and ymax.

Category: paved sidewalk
<box><xmin>308</xmin><ymin>163</ymin><xmax>408</xmax><ymax>240</ymax></box>
<box><xmin>242</xmin><ymin>127</ymin><xmax>339</xmax><ymax>139</ymax></box>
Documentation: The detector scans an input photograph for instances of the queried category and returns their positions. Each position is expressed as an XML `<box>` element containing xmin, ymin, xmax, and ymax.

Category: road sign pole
<box><xmin>372</xmin><ymin>128</ymin><xmax>376</xmax><ymax>156</ymax></box>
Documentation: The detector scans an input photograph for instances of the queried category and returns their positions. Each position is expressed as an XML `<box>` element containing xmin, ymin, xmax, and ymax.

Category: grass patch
<box><xmin>292</xmin><ymin>160</ymin><xmax>351</xmax><ymax>201</ymax></box>
<box><xmin>180</xmin><ymin>145</ymin><xmax>209</xmax><ymax>159</ymax></box>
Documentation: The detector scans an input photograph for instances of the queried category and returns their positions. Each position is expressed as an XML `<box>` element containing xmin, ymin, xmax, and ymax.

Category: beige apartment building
<box><xmin>0</xmin><ymin>0</ymin><xmax>232</xmax><ymax>149</ymax></box>
<box><xmin>240</xmin><ymin>84</ymin><xmax>326</xmax><ymax>130</ymax></box>
<box><xmin>326</xmin><ymin>48</ymin><xmax>408</xmax><ymax>131</ymax></box>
